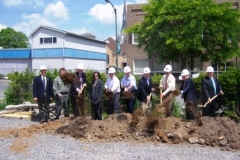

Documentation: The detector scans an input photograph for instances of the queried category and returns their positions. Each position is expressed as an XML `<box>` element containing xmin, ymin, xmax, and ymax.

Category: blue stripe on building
<box><xmin>0</xmin><ymin>49</ymin><xmax>31</xmax><ymax>58</ymax></box>
<box><xmin>0</xmin><ymin>48</ymin><xmax>106</xmax><ymax>60</ymax></box>
<box><xmin>32</xmin><ymin>48</ymin><xmax>62</xmax><ymax>57</ymax></box>
<box><xmin>64</xmin><ymin>48</ymin><xmax>106</xmax><ymax>60</ymax></box>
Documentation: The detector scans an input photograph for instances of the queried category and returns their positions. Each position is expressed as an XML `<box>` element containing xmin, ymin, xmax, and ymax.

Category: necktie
<box><xmin>211</xmin><ymin>77</ymin><xmax>216</xmax><ymax>95</ymax></box>
<box><xmin>164</xmin><ymin>76</ymin><xmax>168</xmax><ymax>90</ymax></box>
<box><xmin>43</xmin><ymin>76</ymin><xmax>46</xmax><ymax>91</ymax></box>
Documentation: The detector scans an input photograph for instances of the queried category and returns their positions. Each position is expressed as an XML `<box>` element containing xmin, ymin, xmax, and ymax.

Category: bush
<box><xmin>5</xmin><ymin>69</ymin><xmax>35</xmax><ymax>104</ymax></box>
<box><xmin>218</xmin><ymin>67</ymin><xmax>240</xmax><ymax>121</ymax></box>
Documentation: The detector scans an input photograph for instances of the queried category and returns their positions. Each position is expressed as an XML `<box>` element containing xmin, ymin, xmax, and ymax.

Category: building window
<box><xmin>154</xmin><ymin>59</ymin><xmax>165</xmax><ymax>71</ymax></box>
<box><xmin>134</xmin><ymin>59</ymin><xmax>148</xmax><ymax>73</ymax></box>
<box><xmin>40</xmin><ymin>37</ymin><xmax>57</xmax><ymax>44</ymax></box>
<box><xmin>106</xmin><ymin>55</ymin><xmax>109</xmax><ymax>64</ymax></box>
<box><xmin>132</xmin><ymin>33</ymin><xmax>139</xmax><ymax>45</ymax></box>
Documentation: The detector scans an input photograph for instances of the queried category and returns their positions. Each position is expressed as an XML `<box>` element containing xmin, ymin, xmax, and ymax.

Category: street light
<box><xmin>105</xmin><ymin>0</ymin><xmax>118</xmax><ymax>70</ymax></box>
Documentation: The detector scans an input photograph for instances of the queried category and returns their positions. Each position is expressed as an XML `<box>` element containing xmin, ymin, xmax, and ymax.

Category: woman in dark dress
<box><xmin>89</xmin><ymin>71</ymin><xmax>103</xmax><ymax>120</ymax></box>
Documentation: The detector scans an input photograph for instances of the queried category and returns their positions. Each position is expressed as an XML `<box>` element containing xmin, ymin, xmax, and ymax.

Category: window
<box><xmin>40</xmin><ymin>37</ymin><xmax>57</xmax><ymax>44</ymax></box>
<box><xmin>134</xmin><ymin>60</ymin><xmax>148</xmax><ymax>73</ymax></box>
<box><xmin>132</xmin><ymin>33</ymin><xmax>139</xmax><ymax>44</ymax></box>
<box><xmin>171</xmin><ymin>60</ymin><xmax>181</xmax><ymax>72</ymax></box>
<box><xmin>154</xmin><ymin>59</ymin><xmax>165</xmax><ymax>71</ymax></box>
<box><xmin>106</xmin><ymin>55</ymin><xmax>109</xmax><ymax>64</ymax></box>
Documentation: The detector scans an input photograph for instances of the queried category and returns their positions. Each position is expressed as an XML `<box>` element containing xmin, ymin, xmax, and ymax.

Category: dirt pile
<box><xmin>1</xmin><ymin>113</ymin><xmax>240</xmax><ymax>152</ymax></box>
<box><xmin>121</xmin><ymin>91</ymin><xmax>135</xmax><ymax>99</ymax></box>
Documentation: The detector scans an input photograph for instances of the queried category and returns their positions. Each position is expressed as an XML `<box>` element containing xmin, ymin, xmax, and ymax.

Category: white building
<box><xmin>0</xmin><ymin>26</ymin><xmax>107</xmax><ymax>75</ymax></box>
<box><xmin>29</xmin><ymin>26</ymin><xmax>107</xmax><ymax>71</ymax></box>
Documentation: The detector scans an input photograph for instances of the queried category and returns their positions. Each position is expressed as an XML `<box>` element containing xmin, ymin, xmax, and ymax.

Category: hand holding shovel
<box><xmin>203</xmin><ymin>94</ymin><xmax>219</xmax><ymax>107</ymax></box>
<box><xmin>78</xmin><ymin>83</ymin><xmax>87</xmax><ymax>96</ymax></box>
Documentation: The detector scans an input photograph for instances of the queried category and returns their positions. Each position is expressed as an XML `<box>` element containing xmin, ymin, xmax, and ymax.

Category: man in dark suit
<box><xmin>201</xmin><ymin>66</ymin><xmax>224</xmax><ymax>117</ymax></box>
<box><xmin>70</xmin><ymin>63</ymin><xmax>87</xmax><ymax>117</ymax></box>
<box><xmin>33</xmin><ymin>65</ymin><xmax>53</xmax><ymax>123</ymax></box>
<box><xmin>137</xmin><ymin>67</ymin><xmax>155</xmax><ymax>115</ymax></box>
<box><xmin>180</xmin><ymin>69</ymin><xmax>198</xmax><ymax>120</ymax></box>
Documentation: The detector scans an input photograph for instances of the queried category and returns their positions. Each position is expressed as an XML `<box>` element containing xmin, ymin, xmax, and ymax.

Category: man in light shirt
<box><xmin>105</xmin><ymin>67</ymin><xmax>120</xmax><ymax>114</ymax></box>
<box><xmin>159</xmin><ymin>64</ymin><xmax>176</xmax><ymax>117</ymax></box>
<box><xmin>121</xmin><ymin>66</ymin><xmax>137</xmax><ymax>114</ymax></box>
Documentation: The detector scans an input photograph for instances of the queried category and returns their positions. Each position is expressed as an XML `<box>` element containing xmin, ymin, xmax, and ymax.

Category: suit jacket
<box><xmin>33</xmin><ymin>75</ymin><xmax>53</xmax><ymax>102</ymax></box>
<box><xmin>70</xmin><ymin>72</ymin><xmax>87</xmax><ymax>95</ymax></box>
<box><xmin>201</xmin><ymin>76</ymin><xmax>222</xmax><ymax>105</ymax></box>
<box><xmin>89</xmin><ymin>79</ymin><xmax>103</xmax><ymax>104</ymax></box>
<box><xmin>180</xmin><ymin>78</ymin><xmax>198</xmax><ymax>104</ymax></box>
<box><xmin>137</xmin><ymin>76</ymin><xmax>152</xmax><ymax>101</ymax></box>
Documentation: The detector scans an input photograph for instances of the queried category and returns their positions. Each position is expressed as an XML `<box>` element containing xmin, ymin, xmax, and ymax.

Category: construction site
<box><xmin>0</xmin><ymin>89</ymin><xmax>240</xmax><ymax>154</ymax></box>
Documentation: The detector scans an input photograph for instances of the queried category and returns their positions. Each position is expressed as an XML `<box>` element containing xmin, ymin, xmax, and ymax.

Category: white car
<box><xmin>3</xmin><ymin>76</ymin><xmax>8</xmax><ymax>80</ymax></box>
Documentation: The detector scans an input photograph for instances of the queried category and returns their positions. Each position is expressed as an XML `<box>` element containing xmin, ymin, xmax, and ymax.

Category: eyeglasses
<box><xmin>41</xmin><ymin>70</ymin><xmax>46</xmax><ymax>72</ymax></box>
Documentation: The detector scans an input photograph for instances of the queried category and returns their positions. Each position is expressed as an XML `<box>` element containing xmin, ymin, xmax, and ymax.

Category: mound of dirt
<box><xmin>1</xmin><ymin>112</ymin><xmax>240</xmax><ymax>152</ymax></box>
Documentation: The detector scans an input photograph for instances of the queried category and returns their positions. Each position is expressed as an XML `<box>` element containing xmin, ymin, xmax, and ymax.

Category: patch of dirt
<box><xmin>121</xmin><ymin>91</ymin><xmax>134</xmax><ymax>99</ymax></box>
<box><xmin>1</xmin><ymin>91</ymin><xmax>240</xmax><ymax>152</ymax></box>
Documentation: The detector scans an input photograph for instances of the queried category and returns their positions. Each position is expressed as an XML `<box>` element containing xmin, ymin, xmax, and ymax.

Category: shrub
<box><xmin>5</xmin><ymin>69</ymin><xmax>35</xmax><ymax>104</ymax></box>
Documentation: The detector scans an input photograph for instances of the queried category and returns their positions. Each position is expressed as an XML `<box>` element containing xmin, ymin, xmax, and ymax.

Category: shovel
<box><xmin>203</xmin><ymin>94</ymin><xmax>219</xmax><ymax>107</ymax></box>
<box><xmin>159</xmin><ymin>86</ymin><xmax>163</xmax><ymax>104</ymax></box>
<box><xmin>78</xmin><ymin>83</ymin><xmax>87</xmax><ymax>96</ymax></box>
<box><xmin>145</xmin><ymin>93</ymin><xmax>152</xmax><ymax>109</ymax></box>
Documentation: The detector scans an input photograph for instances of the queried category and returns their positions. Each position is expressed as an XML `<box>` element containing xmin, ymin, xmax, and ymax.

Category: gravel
<box><xmin>0</xmin><ymin>118</ymin><xmax>240</xmax><ymax>160</ymax></box>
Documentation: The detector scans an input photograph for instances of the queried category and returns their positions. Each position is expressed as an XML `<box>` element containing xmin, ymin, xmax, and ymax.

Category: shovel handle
<box><xmin>203</xmin><ymin>94</ymin><xmax>219</xmax><ymax>107</ymax></box>
<box><xmin>78</xmin><ymin>83</ymin><xmax>87</xmax><ymax>96</ymax></box>
<box><xmin>159</xmin><ymin>86</ymin><xmax>163</xmax><ymax>104</ymax></box>
<box><xmin>146</xmin><ymin>93</ymin><xmax>152</xmax><ymax>106</ymax></box>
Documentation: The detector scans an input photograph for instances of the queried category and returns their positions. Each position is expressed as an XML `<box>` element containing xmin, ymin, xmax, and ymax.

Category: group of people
<box><xmin>32</xmin><ymin>62</ymin><xmax>224</xmax><ymax>123</ymax></box>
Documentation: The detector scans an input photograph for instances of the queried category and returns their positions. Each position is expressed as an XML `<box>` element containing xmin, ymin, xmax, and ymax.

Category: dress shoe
<box><xmin>39</xmin><ymin>119</ymin><xmax>46</xmax><ymax>124</ymax></box>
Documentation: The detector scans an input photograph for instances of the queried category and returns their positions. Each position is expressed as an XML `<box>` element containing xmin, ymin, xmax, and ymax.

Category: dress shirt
<box><xmin>160</xmin><ymin>73</ymin><xmax>175</xmax><ymax>95</ymax></box>
<box><xmin>121</xmin><ymin>74</ymin><xmax>137</xmax><ymax>91</ymax></box>
<box><xmin>105</xmin><ymin>75</ymin><xmax>120</xmax><ymax>94</ymax></box>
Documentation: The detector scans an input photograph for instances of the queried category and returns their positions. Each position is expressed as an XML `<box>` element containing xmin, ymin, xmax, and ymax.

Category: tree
<box><xmin>0</xmin><ymin>27</ymin><xmax>29</xmax><ymax>49</ymax></box>
<box><xmin>125</xmin><ymin>0</ymin><xmax>240</xmax><ymax>69</ymax></box>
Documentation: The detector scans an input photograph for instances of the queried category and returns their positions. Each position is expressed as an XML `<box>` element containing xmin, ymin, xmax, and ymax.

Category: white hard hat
<box><xmin>143</xmin><ymin>67</ymin><xmax>151</xmax><ymax>74</ymax></box>
<box><xmin>77</xmin><ymin>63</ymin><xmax>84</xmax><ymax>70</ymax></box>
<box><xmin>164</xmin><ymin>64</ymin><xmax>172</xmax><ymax>72</ymax></box>
<box><xmin>181</xmin><ymin>69</ymin><xmax>190</xmax><ymax>76</ymax></box>
<box><xmin>40</xmin><ymin>65</ymin><xmax>47</xmax><ymax>70</ymax></box>
<box><xmin>124</xmin><ymin>66</ymin><xmax>131</xmax><ymax>73</ymax></box>
<box><xmin>206</xmin><ymin>66</ymin><xmax>214</xmax><ymax>72</ymax></box>
<box><xmin>108</xmin><ymin>67</ymin><xmax>116</xmax><ymax>73</ymax></box>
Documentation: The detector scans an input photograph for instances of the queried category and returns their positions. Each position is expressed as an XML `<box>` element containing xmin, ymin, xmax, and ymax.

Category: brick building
<box><xmin>121</xmin><ymin>1</ymin><xmax>240</xmax><ymax>75</ymax></box>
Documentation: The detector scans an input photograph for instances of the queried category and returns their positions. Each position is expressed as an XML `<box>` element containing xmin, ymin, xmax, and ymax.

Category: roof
<box><xmin>29</xmin><ymin>25</ymin><xmax>106</xmax><ymax>44</ymax></box>
<box><xmin>105</xmin><ymin>37</ymin><xmax>127</xmax><ymax>54</ymax></box>
<box><xmin>81</xmin><ymin>33</ymin><xmax>96</xmax><ymax>39</ymax></box>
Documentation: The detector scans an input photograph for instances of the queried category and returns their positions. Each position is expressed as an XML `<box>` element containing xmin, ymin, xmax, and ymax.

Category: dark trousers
<box><xmin>37</xmin><ymin>94</ymin><xmax>50</xmax><ymax>121</ymax></box>
<box><xmin>108</xmin><ymin>93</ymin><xmax>120</xmax><ymax>114</ymax></box>
<box><xmin>91</xmin><ymin>101</ymin><xmax>102</xmax><ymax>120</ymax></box>
<box><xmin>202</xmin><ymin>102</ymin><xmax>216</xmax><ymax>117</ymax></box>
<box><xmin>185</xmin><ymin>101</ymin><xmax>196</xmax><ymax>120</ymax></box>
<box><xmin>55</xmin><ymin>94</ymin><xmax>69</xmax><ymax>118</ymax></box>
<box><xmin>71</xmin><ymin>95</ymin><xmax>85</xmax><ymax>117</ymax></box>
<box><xmin>125</xmin><ymin>90</ymin><xmax>137</xmax><ymax>114</ymax></box>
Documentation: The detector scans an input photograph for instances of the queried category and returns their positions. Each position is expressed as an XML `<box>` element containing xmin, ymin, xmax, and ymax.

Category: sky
<box><xmin>0</xmin><ymin>0</ymin><xmax>148</xmax><ymax>41</ymax></box>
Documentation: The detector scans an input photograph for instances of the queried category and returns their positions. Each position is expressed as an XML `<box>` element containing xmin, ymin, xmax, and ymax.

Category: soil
<box><xmin>0</xmin><ymin>113</ymin><xmax>240</xmax><ymax>153</ymax></box>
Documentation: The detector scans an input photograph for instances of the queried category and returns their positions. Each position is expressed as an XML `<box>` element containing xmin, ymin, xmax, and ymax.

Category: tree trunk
<box><xmin>190</xmin><ymin>57</ymin><xmax>194</xmax><ymax>71</ymax></box>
